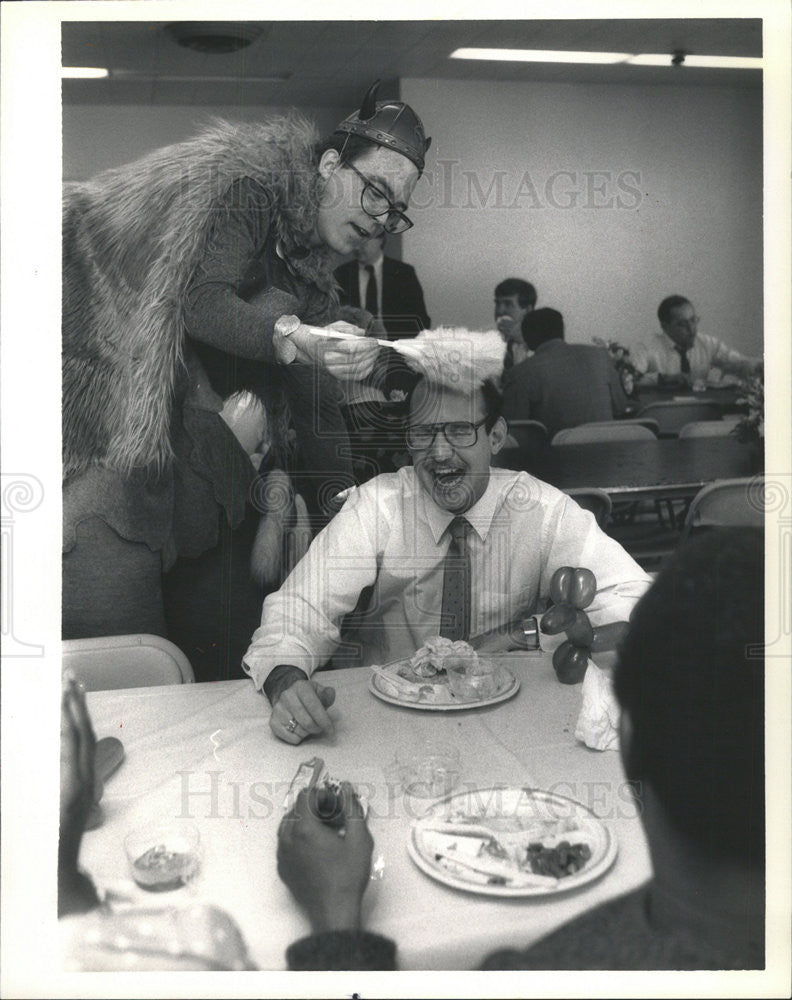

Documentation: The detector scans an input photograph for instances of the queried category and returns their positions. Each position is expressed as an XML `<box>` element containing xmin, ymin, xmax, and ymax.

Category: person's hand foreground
<box><xmin>277</xmin><ymin>782</ymin><xmax>373</xmax><ymax>934</ymax></box>
<box><xmin>269</xmin><ymin>670</ymin><xmax>337</xmax><ymax>744</ymax></box>
<box><xmin>292</xmin><ymin>322</ymin><xmax>379</xmax><ymax>381</ymax></box>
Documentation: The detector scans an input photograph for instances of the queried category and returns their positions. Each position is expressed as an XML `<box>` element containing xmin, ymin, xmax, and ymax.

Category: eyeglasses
<box><xmin>344</xmin><ymin>161</ymin><xmax>414</xmax><ymax>234</ymax></box>
<box><xmin>405</xmin><ymin>418</ymin><xmax>488</xmax><ymax>450</ymax></box>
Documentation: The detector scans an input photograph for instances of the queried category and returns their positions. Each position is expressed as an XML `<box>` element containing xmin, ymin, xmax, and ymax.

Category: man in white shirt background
<box><xmin>244</xmin><ymin>367</ymin><xmax>650</xmax><ymax>744</ymax></box>
<box><xmin>633</xmin><ymin>294</ymin><xmax>762</xmax><ymax>389</ymax></box>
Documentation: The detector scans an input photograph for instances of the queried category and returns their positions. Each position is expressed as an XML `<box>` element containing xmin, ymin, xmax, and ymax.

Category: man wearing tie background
<box><xmin>334</xmin><ymin>232</ymin><xmax>431</xmax><ymax>337</ymax></box>
<box><xmin>244</xmin><ymin>367</ymin><xmax>649</xmax><ymax>743</ymax></box>
<box><xmin>634</xmin><ymin>294</ymin><xmax>762</xmax><ymax>388</ymax></box>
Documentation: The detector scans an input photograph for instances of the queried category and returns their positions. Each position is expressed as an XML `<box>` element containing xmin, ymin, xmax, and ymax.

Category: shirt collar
<box><xmin>419</xmin><ymin>469</ymin><xmax>502</xmax><ymax>544</ymax></box>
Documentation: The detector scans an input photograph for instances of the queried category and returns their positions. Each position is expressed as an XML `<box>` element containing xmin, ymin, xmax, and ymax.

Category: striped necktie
<box><xmin>439</xmin><ymin>516</ymin><xmax>472</xmax><ymax>640</ymax></box>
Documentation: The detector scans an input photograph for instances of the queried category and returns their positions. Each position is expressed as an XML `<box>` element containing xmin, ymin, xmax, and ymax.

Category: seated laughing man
<box><xmin>243</xmin><ymin>363</ymin><xmax>651</xmax><ymax>744</ymax></box>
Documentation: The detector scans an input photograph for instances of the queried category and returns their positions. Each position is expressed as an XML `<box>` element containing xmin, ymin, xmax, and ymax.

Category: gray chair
<box><xmin>551</xmin><ymin>423</ymin><xmax>656</xmax><ymax>445</ymax></box>
<box><xmin>564</xmin><ymin>487</ymin><xmax>613</xmax><ymax>528</ymax></box>
<box><xmin>62</xmin><ymin>633</ymin><xmax>195</xmax><ymax>692</ymax></box>
<box><xmin>494</xmin><ymin>419</ymin><xmax>549</xmax><ymax>472</ymax></box>
<box><xmin>681</xmin><ymin>476</ymin><xmax>765</xmax><ymax>540</ymax></box>
<box><xmin>636</xmin><ymin>400</ymin><xmax>722</xmax><ymax>437</ymax></box>
<box><xmin>678</xmin><ymin>420</ymin><xmax>737</xmax><ymax>439</ymax></box>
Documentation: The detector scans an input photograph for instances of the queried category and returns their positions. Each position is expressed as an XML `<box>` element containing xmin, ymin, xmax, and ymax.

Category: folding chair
<box><xmin>681</xmin><ymin>476</ymin><xmax>765</xmax><ymax>541</ymax></box>
<box><xmin>564</xmin><ymin>487</ymin><xmax>612</xmax><ymax>528</ymax></box>
<box><xmin>494</xmin><ymin>419</ymin><xmax>549</xmax><ymax>472</ymax></box>
<box><xmin>678</xmin><ymin>420</ymin><xmax>738</xmax><ymax>438</ymax></box>
<box><xmin>62</xmin><ymin>634</ymin><xmax>195</xmax><ymax>692</ymax></box>
<box><xmin>636</xmin><ymin>400</ymin><xmax>722</xmax><ymax>437</ymax></box>
<box><xmin>551</xmin><ymin>423</ymin><xmax>656</xmax><ymax>445</ymax></box>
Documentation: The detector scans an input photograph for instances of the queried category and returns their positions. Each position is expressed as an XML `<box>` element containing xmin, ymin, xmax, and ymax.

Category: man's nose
<box><xmin>429</xmin><ymin>430</ymin><xmax>453</xmax><ymax>458</ymax></box>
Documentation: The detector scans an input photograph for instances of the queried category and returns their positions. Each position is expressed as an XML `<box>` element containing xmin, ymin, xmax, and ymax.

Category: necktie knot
<box><xmin>449</xmin><ymin>516</ymin><xmax>470</xmax><ymax>546</ymax></box>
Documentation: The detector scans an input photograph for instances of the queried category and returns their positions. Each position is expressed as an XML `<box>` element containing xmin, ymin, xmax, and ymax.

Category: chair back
<box><xmin>62</xmin><ymin>634</ymin><xmax>195</xmax><ymax>692</ymax></box>
<box><xmin>552</xmin><ymin>422</ymin><xmax>656</xmax><ymax>445</ymax></box>
<box><xmin>636</xmin><ymin>400</ymin><xmax>722</xmax><ymax>436</ymax></box>
<box><xmin>681</xmin><ymin>476</ymin><xmax>764</xmax><ymax>540</ymax></box>
<box><xmin>564</xmin><ymin>487</ymin><xmax>613</xmax><ymax>528</ymax></box>
<box><xmin>494</xmin><ymin>420</ymin><xmax>549</xmax><ymax>472</ymax></box>
<box><xmin>678</xmin><ymin>420</ymin><xmax>736</xmax><ymax>439</ymax></box>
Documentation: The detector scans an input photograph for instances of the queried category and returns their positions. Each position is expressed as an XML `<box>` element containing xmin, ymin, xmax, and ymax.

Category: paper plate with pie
<box><xmin>369</xmin><ymin>637</ymin><xmax>519</xmax><ymax>711</ymax></box>
<box><xmin>408</xmin><ymin>785</ymin><xmax>617</xmax><ymax>897</ymax></box>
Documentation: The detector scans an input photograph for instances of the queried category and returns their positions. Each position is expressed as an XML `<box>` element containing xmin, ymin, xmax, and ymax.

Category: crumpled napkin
<box><xmin>574</xmin><ymin>661</ymin><xmax>620</xmax><ymax>751</ymax></box>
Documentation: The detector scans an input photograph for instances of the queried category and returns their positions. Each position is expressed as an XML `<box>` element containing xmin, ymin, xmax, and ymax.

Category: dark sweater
<box><xmin>286</xmin><ymin>882</ymin><xmax>764</xmax><ymax>971</ymax></box>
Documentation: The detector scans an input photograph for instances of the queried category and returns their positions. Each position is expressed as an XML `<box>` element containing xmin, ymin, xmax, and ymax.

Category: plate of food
<box><xmin>369</xmin><ymin>636</ymin><xmax>519</xmax><ymax>711</ymax></box>
<box><xmin>407</xmin><ymin>786</ymin><xmax>617</xmax><ymax>897</ymax></box>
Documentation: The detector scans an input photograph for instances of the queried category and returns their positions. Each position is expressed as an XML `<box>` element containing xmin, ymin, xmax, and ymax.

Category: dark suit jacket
<box><xmin>334</xmin><ymin>256</ymin><xmax>431</xmax><ymax>338</ymax></box>
<box><xmin>502</xmin><ymin>339</ymin><xmax>629</xmax><ymax>438</ymax></box>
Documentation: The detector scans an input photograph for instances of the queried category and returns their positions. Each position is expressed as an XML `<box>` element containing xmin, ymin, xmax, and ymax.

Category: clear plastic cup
<box><xmin>390</xmin><ymin>741</ymin><xmax>461</xmax><ymax>799</ymax></box>
<box><xmin>124</xmin><ymin>820</ymin><xmax>201</xmax><ymax>892</ymax></box>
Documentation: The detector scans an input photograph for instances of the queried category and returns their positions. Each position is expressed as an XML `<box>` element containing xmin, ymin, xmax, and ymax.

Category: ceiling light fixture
<box><xmin>450</xmin><ymin>48</ymin><xmax>630</xmax><ymax>65</ymax></box>
<box><xmin>164</xmin><ymin>22</ymin><xmax>263</xmax><ymax>54</ymax></box>
<box><xmin>61</xmin><ymin>67</ymin><xmax>110</xmax><ymax>79</ymax></box>
<box><xmin>450</xmin><ymin>48</ymin><xmax>762</xmax><ymax>70</ymax></box>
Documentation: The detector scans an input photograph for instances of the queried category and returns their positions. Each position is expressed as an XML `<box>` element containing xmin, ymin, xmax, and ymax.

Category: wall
<box><xmin>62</xmin><ymin>103</ymin><xmax>347</xmax><ymax>181</ymax></box>
<box><xmin>400</xmin><ymin>77</ymin><xmax>763</xmax><ymax>357</ymax></box>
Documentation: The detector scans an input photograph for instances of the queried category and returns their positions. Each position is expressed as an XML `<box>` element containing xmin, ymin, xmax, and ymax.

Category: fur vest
<box><xmin>62</xmin><ymin>115</ymin><xmax>337</xmax><ymax>480</ymax></box>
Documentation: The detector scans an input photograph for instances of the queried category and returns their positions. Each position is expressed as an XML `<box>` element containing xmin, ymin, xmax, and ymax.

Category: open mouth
<box><xmin>350</xmin><ymin>222</ymin><xmax>372</xmax><ymax>240</ymax></box>
<box><xmin>433</xmin><ymin>468</ymin><xmax>465</xmax><ymax>489</ymax></box>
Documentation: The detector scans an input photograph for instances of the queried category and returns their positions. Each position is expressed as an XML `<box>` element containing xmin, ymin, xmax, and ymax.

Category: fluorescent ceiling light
<box><xmin>61</xmin><ymin>67</ymin><xmax>109</xmax><ymax>79</ymax></box>
<box><xmin>450</xmin><ymin>48</ymin><xmax>630</xmax><ymax>65</ymax></box>
<box><xmin>626</xmin><ymin>54</ymin><xmax>762</xmax><ymax>69</ymax></box>
<box><xmin>450</xmin><ymin>48</ymin><xmax>762</xmax><ymax>70</ymax></box>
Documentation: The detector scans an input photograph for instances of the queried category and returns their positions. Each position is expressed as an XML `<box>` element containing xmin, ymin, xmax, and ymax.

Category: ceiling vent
<box><xmin>164</xmin><ymin>22</ymin><xmax>263</xmax><ymax>55</ymax></box>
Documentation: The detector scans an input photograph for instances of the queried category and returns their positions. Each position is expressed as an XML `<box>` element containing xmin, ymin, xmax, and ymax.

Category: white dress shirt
<box><xmin>243</xmin><ymin>467</ymin><xmax>651</xmax><ymax>689</ymax></box>
<box><xmin>632</xmin><ymin>330</ymin><xmax>760</xmax><ymax>384</ymax></box>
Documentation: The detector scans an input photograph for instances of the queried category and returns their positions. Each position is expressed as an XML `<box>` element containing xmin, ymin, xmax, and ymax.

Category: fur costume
<box><xmin>62</xmin><ymin>114</ymin><xmax>338</xmax><ymax>480</ymax></box>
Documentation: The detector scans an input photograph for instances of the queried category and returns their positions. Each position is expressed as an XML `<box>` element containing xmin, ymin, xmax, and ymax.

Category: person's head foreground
<box><xmin>406</xmin><ymin>376</ymin><xmax>507</xmax><ymax>514</ymax></box>
<box><xmin>614</xmin><ymin>525</ymin><xmax>764</xmax><ymax>869</ymax></box>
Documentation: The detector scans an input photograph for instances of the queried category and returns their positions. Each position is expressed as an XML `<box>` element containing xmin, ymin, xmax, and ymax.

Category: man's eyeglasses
<box><xmin>405</xmin><ymin>418</ymin><xmax>488</xmax><ymax>450</ymax></box>
<box><xmin>344</xmin><ymin>161</ymin><xmax>413</xmax><ymax>235</ymax></box>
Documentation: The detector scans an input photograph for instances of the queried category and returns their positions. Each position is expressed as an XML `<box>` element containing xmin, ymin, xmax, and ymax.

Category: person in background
<box><xmin>633</xmin><ymin>295</ymin><xmax>762</xmax><ymax>388</ymax></box>
<box><xmin>244</xmin><ymin>370</ymin><xmax>649</xmax><ymax>744</ymax></box>
<box><xmin>335</xmin><ymin>231</ymin><xmax>431</xmax><ymax>338</ymax></box>
<box><xmin>62</xmin><ymin>83</ymin><xmax>430</xmax><ymax>673</ymax></box>
<box><xmin>494</xmin><ymin>277</ymin><xmax>537</xmax><ymax>370</ymax></box>
<box><xmin>501</xmin><ymin>307</ymin><xmax>629</xmax><ymax>438</ymax></box>
<box><xmin>277</xmin><ymin>527</ymin><xmax>765</xmax><ymax>971</ymax></box>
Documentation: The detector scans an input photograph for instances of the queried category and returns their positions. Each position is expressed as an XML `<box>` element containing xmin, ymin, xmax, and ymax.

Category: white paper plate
<box><xmin>368</xmin><ymin>661</ymin><xmax>519</xmax><ymax>712</ymax></box>
<box><xmin>408</xmin><ymin>786</ymin><xmax>617</xmax><ymax>897</ymax></box>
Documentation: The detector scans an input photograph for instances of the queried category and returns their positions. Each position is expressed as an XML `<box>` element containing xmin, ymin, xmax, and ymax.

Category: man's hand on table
<box><xmin>265</xmin><ymin>664</ymin><xmax>336</xmax><ymax>744</ymax></box>
<box><xmin>278</xmin><ymin>782</ymin><xmax>372</xmax><ymax>934</ymax></box>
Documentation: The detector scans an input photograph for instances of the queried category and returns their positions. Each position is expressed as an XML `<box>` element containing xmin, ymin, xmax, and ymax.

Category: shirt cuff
<box><xmin>286</xmin><ymin>930</ymin><xmax>397</xmax><ymax>971</ymax></box>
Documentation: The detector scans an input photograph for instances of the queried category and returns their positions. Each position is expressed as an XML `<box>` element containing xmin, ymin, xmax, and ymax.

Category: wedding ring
<box><xmin>286</xmin><ymin>717</ymin><xmax>299</xmax><ymax>733</ymax></box>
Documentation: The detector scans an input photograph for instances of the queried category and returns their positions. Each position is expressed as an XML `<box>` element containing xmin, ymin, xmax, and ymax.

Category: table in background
<box><xmin>626</xmin><ymin>384</ymin><xmax>747</xmax><ymax>417</ymax></box>
<box><xmin>84</xmin><ymin>656</ymin><xmax>651</xmax><ymax>971</ymax></box>
<box><xmin>540</xmin><ymin>435</ymin><xmax>758</xmax><ymax>504</ymax></box>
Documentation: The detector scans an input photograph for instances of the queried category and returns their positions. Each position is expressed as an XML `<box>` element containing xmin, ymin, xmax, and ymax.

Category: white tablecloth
<box><xmin>84</xmin><ymin>653</ymin><xmax>652</xmax><ymax>971</ymax></box>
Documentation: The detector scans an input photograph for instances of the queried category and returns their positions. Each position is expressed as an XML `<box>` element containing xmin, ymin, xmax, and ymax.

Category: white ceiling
<box><xmin>61</xmin><ymin>18</ymin><xmax>763</xmax><ymax>107</ymax></box>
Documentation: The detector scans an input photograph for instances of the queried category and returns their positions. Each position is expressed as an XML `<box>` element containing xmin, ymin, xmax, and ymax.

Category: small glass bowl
<box><xmin>124</xmin><ymin>820</ymin><xmax>201</xmax><ymax>892</ymax></box>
